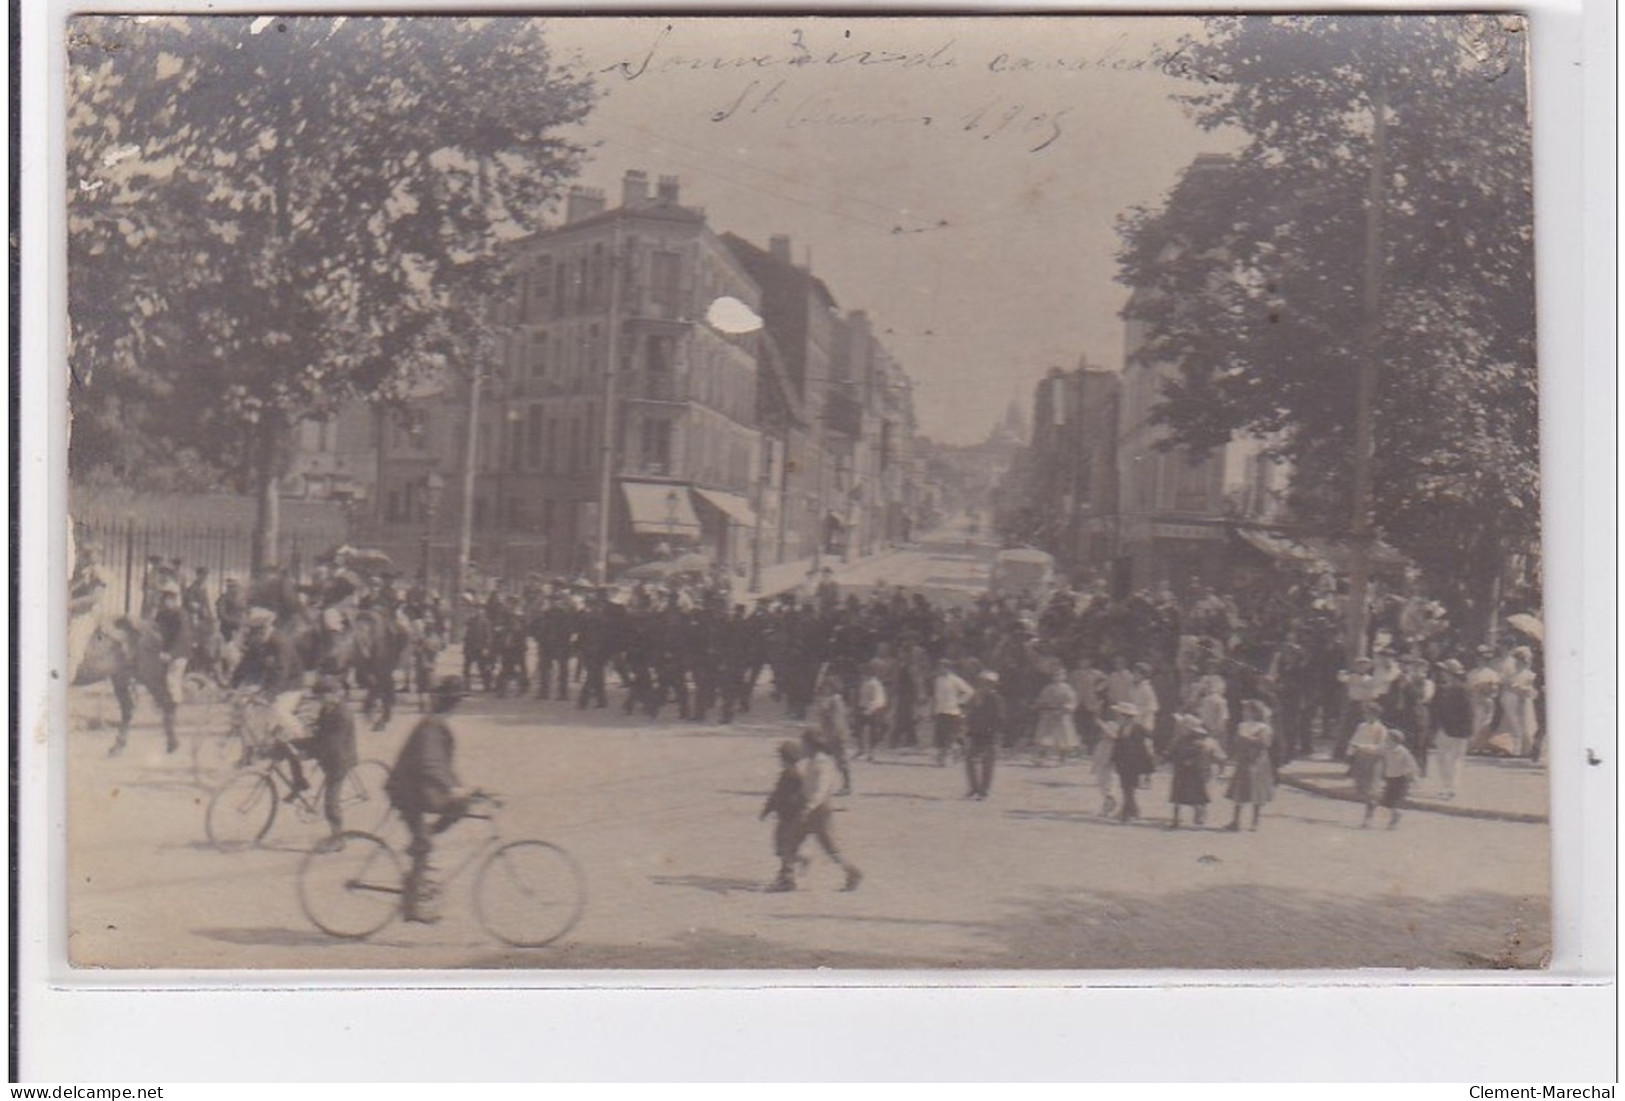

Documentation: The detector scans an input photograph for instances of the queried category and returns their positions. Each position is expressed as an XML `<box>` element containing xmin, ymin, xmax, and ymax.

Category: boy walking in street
<box><xmin>796</xmin><ymin>729</ymin><xmax>863</xmax><ymax>891</ymax></box>
<box><xmin>759</xmin><ymin>740</ymin><xmax>808</xmax><ymax>892</ymax></box>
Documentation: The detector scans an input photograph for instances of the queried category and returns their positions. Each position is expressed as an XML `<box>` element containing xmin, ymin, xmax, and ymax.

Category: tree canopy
<box><xmin>1116</xmin><ymin>14</ymin><xmax>1538</xmax><ymax>627</ymax></box>
<box><xmin>68</xmin><ymin>16</ymin><xmax>598</xmax><ymax>552</ymax></box>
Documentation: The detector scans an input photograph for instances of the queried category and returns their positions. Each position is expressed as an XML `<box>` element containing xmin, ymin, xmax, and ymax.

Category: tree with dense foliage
<box><xmin>69</xmin><ymin>15</ymin><xmax>597</xmax><ymax>566</ymax></box>
<box><xmin>1117</xmin><ymin>14</ymin><xmax>1537</xmax><ymax>636</ymax></box>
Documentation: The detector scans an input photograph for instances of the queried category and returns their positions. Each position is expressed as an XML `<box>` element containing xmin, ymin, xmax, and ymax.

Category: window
<box><xmin>645</xmin><ymin>335</ymin><xmax>675</xmax><ymax>399</ymax></box>
<box><xmin>528</xmin><ymin>405</ymin><xmax>544</xmax><ymax>469</ymax></box>
<box><xmin>641</xmin><ymin>418</ymin><xmax>672</xmax><ymax>474</ymax></box>
<box><xmin>553</xmin><ymin>260</ymin><xmax>569</xmax><ymax>318</ymax></box>
<box><xmin>529</xmin><ymin>332</ymin><xmax>548</xmax><ymax>384</ymax></box>
<box><xmin>576</xmin><ymin>257</ymin><xmax>589</xmax><ymax>311</ymax></box>
<box><xmin>1173</xmin><ymin>451</ymin><xmax>1211</xmax><ymax>512</ymax></box>
<box><xmin>569</xmin><ymin>418</ymin><xmax>583</xmax><ymax>471</ymax></box>
<box><xmin>474</xmin><ymin>497</ymin><xmax>488</xmax><ymax>528</ymax></box>
<box><xmin>544</xmin><ymin>419</ymin><xmax>558</xmax><ymax>472</ymax></box>
<box><xmin>386</xmin><ymin>490</ymin><xmax>402</xmax><ymax>523</ymax></box>
<box><xmin>590</xmin><ymin>244</ymin><xmax>605</xmax><ymax>310</ymax></box>
<box><xmin>651</xmin><ymin>250</ymin><xmax>681</xmax><ymax>309</ymax></box>
<box><xmin>528</xmin><ymin>259</ymin><xmax>552</xmax><ymax>322</ymax></box>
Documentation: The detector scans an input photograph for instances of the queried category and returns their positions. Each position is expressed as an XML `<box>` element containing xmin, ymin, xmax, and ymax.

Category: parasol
<box><xmin>1505</xmin><ymin>613</ymin><xmax>1543</xmax><ymax>643</ymax></box>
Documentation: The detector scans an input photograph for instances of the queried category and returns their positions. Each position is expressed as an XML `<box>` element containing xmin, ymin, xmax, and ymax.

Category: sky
<box><xmin>538</xmin><ymin>16</ymin><xmax>1242</xmax><ymax>444</ymax></box>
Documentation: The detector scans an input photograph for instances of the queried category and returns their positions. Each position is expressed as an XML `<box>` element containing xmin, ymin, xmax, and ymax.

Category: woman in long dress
<box><xmin>1346</xmin><ymin>700</ymin><xmax>1389</xmax><ymax>809</ymax></box>
<box><xmin>1031</xmin><ymin>667</ymin><xmax>1080</xmax><ymax>766</ymax></box>
<box><xmin>1168</xmin><ymin>713</ymin><xmax>1225</xmax><ymax>829</ymax></box>
<box><xmin>1224</xmin><ymin>699</ymin><xmax>1276</xmax><ymax>831</ymax></box>
<box><xmin>1498</xmin><ymin>646</ymin><xmax>1541</xmax><ymax>759</ymax></box>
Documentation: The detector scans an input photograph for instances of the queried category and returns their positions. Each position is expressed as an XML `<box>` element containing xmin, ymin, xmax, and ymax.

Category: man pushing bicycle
<box><xmin>384</xmin><ymin>676</ymin><xmax>476</xmax><ymax>924</ymax></box>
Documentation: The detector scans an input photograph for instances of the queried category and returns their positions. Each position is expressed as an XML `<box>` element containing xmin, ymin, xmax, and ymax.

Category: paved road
<box><xmin>66</xmin><ymin>539</ymin><xmax>1551</xmax><ymax>972</ymax></box>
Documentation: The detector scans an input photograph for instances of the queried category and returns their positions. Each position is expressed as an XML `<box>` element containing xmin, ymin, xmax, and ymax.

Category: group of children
<box><xmin>759</xmin><ymin>729</ymin><xmax>864</xmax><ymax>893</ymax></box>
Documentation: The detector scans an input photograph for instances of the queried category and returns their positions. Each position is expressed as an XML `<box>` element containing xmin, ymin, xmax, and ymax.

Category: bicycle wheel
<box><xmin>204</xmin><ymin>770</ymin><xmax>278</xmax><ymax>851</ymax></box>
<box><xmin>192</xmin><ymin>729</ymin><xmax>247</xmax><ymax>789</ymax></box>
<box><xmin>472</xmin><ymin>840</ymin><xmax>586</xmax><ymax>948</ymax></box>
<box><xmin>332</xmin><ymin>759</ymin><xmax>394</xmax><ymax>834</ymax></box>
<box><xmin>297</xmin><ymin>831</ymin><xmax>403</xmax><ymax>940</ymax></box>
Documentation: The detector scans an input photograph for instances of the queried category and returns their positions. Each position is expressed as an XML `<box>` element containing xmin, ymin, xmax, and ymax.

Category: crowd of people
<box><xmin>72</xmin><ymin>537</ymin><xmax>1546</xmax><ymax>891</ymax></box>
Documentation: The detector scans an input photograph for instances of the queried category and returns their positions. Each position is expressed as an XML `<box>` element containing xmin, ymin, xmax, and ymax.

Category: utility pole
<box><xmin>595</xmin><ymin>219</ymin><xmax>625</xmax><ymax>586</ymax></box>
<box><xmin>454</xmin><ymin>357</ymin><xmax>482</xmax><ymax>623</ymax></box>
<box><xmin>454</xmin><ymin>155</ymin><xmax>494</xmax><ymax>631</ymax></box>
<box><xmin>1346</xmin><ymin>31</ymin><xmax>1387</xmax><ymax>663</ymax></box>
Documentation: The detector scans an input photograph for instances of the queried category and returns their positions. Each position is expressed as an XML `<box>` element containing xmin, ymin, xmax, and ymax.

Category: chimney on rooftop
<box><xmin>565</xmin><ymin>186</ymin><xmax>606</xmax><ymax>223</ymax></box>
<box><xmin>622</xmin><ymin>169</ymin><xmax>648</xmax><ymax>208</ymax></box>
<box><xmin>656</xmin><ymin>175</ymin><xmax>680</xmax><ymax>203</ymax></box>
<box><xmin>769</xmin><ymin>235</ymin><xmax>791</xmax><ymax>264</ymax></box>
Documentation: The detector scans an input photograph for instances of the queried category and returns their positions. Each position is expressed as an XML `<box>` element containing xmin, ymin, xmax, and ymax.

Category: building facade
<box><xmin>1026</xmin><ymin>360</ymin><xmax>1121</xmax><ymax>582</ymax></box>
<box><xmin>1116</xmin><ymin>288</ymin><xmax>1289</xmax><ymax>595</ymax></box>
<box><xmin>477</xmin><ymin>171</ymin><xmax>765</xmax><ymax>577</ymax></box>
<box><xmin>366</xmin><ymin>172</ymin><xmax>918</xmax><ymax>589</ymax></box>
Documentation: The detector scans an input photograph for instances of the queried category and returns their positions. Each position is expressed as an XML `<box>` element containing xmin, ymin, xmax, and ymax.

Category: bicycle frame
<box><xmin>408</xmin><ymin>805</ymin><xmax>506</xmax><ymax>892</ymax></box>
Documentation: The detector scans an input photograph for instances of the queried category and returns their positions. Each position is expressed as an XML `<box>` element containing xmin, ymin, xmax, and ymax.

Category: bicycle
<box><xmin>192</xmin><ymin>688</ymin><xmax>304</xmax><ymax>789</ymax></box>
<box><xmin>297</xmin><ymin>794</ymin><xmax>586</xmax><ymax>948</ymax></box>
<box><xmin>204</xmin><ymin>745</ymin><xmax>392</xmax><ymax>852</ymax></box>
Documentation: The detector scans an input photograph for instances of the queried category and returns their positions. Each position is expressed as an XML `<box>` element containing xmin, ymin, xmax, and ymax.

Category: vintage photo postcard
<box><xmin>61</xmin><ymin>13</ymin><xmax>1550</xmax><ymax>972</ymax></box>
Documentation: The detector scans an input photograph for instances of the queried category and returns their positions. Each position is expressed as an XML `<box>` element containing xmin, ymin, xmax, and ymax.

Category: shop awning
<box><xmin>1235</xmin><ymin>528</ymin><xmax>1321</xmax><ymax>565</ymax></box>
<box><xmin>1234</xmin><ymin>527</ymin><xmax>1409</xmax><ymax>571</ymax></box>
<box><xmin>692</xmin><ymin>487</ymin><xmax>758</xmax><ymax>529</ymax></box>
<box><xmin>621</xmin><ymin>481</ymin><xmax>701</xmax><ymax>536</ymax></box>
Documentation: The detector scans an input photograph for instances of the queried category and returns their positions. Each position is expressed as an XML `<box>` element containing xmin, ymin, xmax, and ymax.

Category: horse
<box><xmin>73</xmin><ymin>618</ymin><xmax>180</xmax><ymax>755</ymax></box>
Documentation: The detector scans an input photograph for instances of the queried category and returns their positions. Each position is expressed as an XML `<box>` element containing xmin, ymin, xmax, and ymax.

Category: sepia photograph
<box><xmin>60</xmin><ymin>12</ymin><xmax>1550</xmax><ymax>973</ymax></box>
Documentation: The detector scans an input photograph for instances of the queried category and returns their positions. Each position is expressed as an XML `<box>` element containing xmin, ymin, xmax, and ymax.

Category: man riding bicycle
<box><xmin>384</xmin><ymin>676</ymin><xmax>475</xmax><ymax>924</ymax></box>
<box><xmin>231</xmin><ymin>606</ymin><xmax>313</xmax><ymax>794</ymax></box>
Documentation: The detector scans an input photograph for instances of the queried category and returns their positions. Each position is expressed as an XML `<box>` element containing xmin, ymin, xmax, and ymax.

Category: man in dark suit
<box><xmin>385</xmin><ymin>676</ymin><xmax>473</xmax><ymax>923</ymax></box>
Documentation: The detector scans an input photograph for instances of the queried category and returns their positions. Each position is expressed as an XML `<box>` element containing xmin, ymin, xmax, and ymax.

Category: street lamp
<box><xmin>665</xmin><ymin>488</ymin><xmax>680</xmax><ymax>550</ymax></box>
<box><xmin>422</xmin><ymin>468</ymin><xmax>445</xmax><ymax>589</ymax></box>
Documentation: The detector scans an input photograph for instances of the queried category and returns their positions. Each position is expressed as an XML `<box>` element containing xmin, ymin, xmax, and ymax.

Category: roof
<box><xmin>720</xmin><ymin>233</ymin><xmax>839</xmax><ymax>312</ymax></box>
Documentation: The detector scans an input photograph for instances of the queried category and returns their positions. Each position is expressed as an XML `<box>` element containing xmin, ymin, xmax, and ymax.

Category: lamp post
<box><xmin>422</xmin><ymin>468</ymin><xmax>445</xmax><ymax>590</ymax></box>
<box><xmin>665</xmin><ymin>488</ymin><xmax>680</xmax><ymax>551</ymax></box>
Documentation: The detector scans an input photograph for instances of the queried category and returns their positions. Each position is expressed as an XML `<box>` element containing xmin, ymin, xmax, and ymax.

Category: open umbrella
<box><xmin>1505</xmin><ymin>613</ymin><xmax>1543</xmax><ymax>643</ymax></box>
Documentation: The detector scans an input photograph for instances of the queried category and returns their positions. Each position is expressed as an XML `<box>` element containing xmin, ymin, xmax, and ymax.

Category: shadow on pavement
<box><xmin>194</xmin><ymin>925</ymin><xmax>406</xmax><ymax>950</ymax></box>
<box><xmin>649</xmin><ymin>873</ymin><xmax>765</xmax><ymax>896</ymax></box>
<box><xmin>467</xmin><ymin>926</ymin><xmax>944</xmax><ymax>970</ymax></box>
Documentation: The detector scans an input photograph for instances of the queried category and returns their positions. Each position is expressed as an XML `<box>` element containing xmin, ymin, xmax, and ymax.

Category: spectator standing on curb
<box><xmin>1431</xmin><ymin>659</ymin><xmax>1472</xmax><ymax>800</ymax></box>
